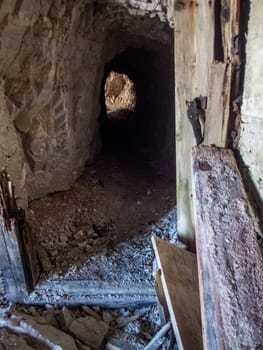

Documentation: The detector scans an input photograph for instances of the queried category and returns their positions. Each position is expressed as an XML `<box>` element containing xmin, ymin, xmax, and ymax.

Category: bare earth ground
<box><xmin>28</xmin><ymin>153</ymin><xmax>177</xmax><ymax>283</ymax></box>
<box><xmin>0</xmin><ymin>154</ymin><xmax>179</xmax><ymax>349</ymax></box>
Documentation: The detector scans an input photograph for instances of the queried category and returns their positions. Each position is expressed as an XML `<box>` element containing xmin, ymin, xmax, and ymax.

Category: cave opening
<box><xmin>104</xmin><ymin>71</ymin><xmax>137</xmax><ymax>121</ymax></box>
<box><xmin>27</xmin><ymin>44</ymin><xmax>176</xmax><ymax>284</ymax></box>
<box><xmin>99</xmin><ymin>47</ymin><xmax>175</xmax><ymax>176</ymax></box>
<box><xmin>0</xmin><ymin>1</ymin><xmax>177</xmax><ymax>308</ymax></box>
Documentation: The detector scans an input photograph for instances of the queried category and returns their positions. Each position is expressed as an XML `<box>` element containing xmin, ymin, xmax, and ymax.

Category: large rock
<box><xmin>20</xmin><ymin>316</ymin><xmax>78</xmax><ymax>350</ymax></box>
<box><xmin>68</xmin><ymin>316</ymin><xmax>109</xmax><ymax>350</ymax></box>
<box><xmin>0</xmin><ymin>327</ymin><xmax>50</xmax><ymax>350</ymax></box>
<box><xmin>58</xmin><ymin>306</ymin><xmax>73</xmax><ymax>331</ymax></box>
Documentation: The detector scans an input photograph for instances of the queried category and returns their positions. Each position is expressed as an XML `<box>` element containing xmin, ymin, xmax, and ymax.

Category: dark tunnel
<box><xmin>99</xmin><ymin>47</ymin><xmax>175</xmax><ymax>179</ymax></box>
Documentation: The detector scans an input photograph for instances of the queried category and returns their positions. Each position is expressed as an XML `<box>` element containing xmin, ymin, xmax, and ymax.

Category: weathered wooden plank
<box><xmin>0</xmin><ymin>170</ymin><xmax>29</xmax><ymax>302</ymax></box>
<box><xmin>0</xmin><ymin>223</ymin><xmax>16</xmax><ymax>300</ymax></box>
<box><xmin>220</xmin><ymin>0</ymin><xmax>241</xmax><ymax>146</ymax></box>
<box><xmin>35</xmin><ymin>279</ymin><xmax>154</xmax><ymax>296</ymax></box>
<box><xmin>152</xmin><ymin>237</ymin><xmax>202</xmax><ymax>350</ymax></box>
<box><xmin>154</xmin><ymin>269</ymin><xmax>169</xmax><ymax>324</ymax></box>
<box><xmin>21</xmin><ymin>221</ymin><xmax>40</xmax><ymax>289</ymax></box>
<box><xmin>204</xmin><ymin>62</ymin><xmax>227</xmax><ymax>146</ymax></box>
<box><xmin>23</xmin><ymin>278</ymin><xmax>156</xmax><ymax>307</ymax></box>
<box><xmin>1</xmin><ymin>219</ymin><xmax>28</xmax><ymax>301</ymax></box>
<box><xmin>174</xmin><ymin>1</ymin><xmax>214</xmax><ymax>247</ymax></box>
<box><xmin>174</xmin><ymin>3</ymin><xmax>197</xmax><ymax>246</ymax></box>
<box><xmin>143</xmin><ymin>321</ymin><xmax>171</xmax><ymax>350</ymax></box>
<box><xmin>192</xmin><ymin>146</ymin><xmax>263</xmax><ymax>350</ymax></box>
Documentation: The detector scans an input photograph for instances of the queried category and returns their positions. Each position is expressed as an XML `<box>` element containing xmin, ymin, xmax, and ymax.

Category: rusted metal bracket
<box><xmin>186</xmin><ymin>96</ymin><xmax>207</xmax><ymax>146</ymax></box>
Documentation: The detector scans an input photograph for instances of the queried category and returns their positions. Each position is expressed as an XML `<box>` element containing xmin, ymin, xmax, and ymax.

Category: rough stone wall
<box><xmin>0</xmin><ymin>1</ymin><xmax>104</xmax><ymax>203</ymax></box>
<box><xmin>240</xmin><ymin>0</ymin><xmax>263</xmax><ymax>204</ymax></box>
<box><xmin>0</xmin><ymin>1</ymin><xmax>173</xmax><ymax>206</ymax></box>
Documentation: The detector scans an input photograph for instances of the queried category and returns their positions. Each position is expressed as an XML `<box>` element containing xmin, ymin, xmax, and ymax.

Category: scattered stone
<box><xmin>20</xmin><ymin>316</ymin><xmax>78</xmax><ymax>350</ymax></box>
<box><xmin>106</xmin><ymin>339</ymin><xmax>132</xmax><ymax>350</ymax></box>
<box><xmin>68</xmin><ymin>316</ymin><xmax>108</xmax><ymax>349</ymax></box>
<box><xmin>75</xmin><ymin>339</ymin><xmax>92</xmax><ymax>350</ymax></box>
<box><xmin>116</xmin><ymin>314</ymin><xmax>139</xmax><ymax>328</ymax></box>
<box><xmin>102</xmin><ymin>310</ymin><xmax>115</xmax><ymax>325</ymax></box>
<box><xmin>82</xmin><ymin>305</ymin><xmax>102</xmax><ymax>321</ymax></box>
<box><xmin>37</xmin><ymin>246</ymin><xmax>52</xmax><ymax>273</ymax></box>
<box><xmin>50</xmin><ymin>250</ymin><xmax>58</xmax><ymax>257</ymax></box>
<box><xmin>0</xmin><ymin>327</ymin><xmax>49</xmax><ymax>350</ymax></box>
<box><xmin>42</xmin><ymin>308</ymin><xmax>59</xmax><ymax>327</ymax></box>
<box><xmin>58</xmin><ymin>306</ymin><xmax>73</xmax><ymax>331</ymax></box>
<box><xmin>75</xmin><ymin>230</ymin><xmax>84</xmax><ymax>240</ymax></box>
<box><xmin>0</xmin><ymin>303</ymin><xmax>176</xmax><ymax>350</ymax></box>
<box><xmin>146</xmin><ymin>189</ymin><xmax>152</xmax><ymax>196</ymax></box>
<box><xmin>87</xmin><ymin>230</ymin><xmax>99</xmax><ymax>239</ymax></box>
<box><xmin>60</xmin><ymin>233</ymin><xmax>69</xmax><ymax>242</ymax></box>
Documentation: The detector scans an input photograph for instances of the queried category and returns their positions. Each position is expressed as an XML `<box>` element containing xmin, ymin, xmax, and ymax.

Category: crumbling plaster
<box><xmin>0</xmin><ymin>0</ymin><xmax>173</xmax><ymax>207</ymax></box>
<box><xmin>240</xmin><ymin>0</ymin><xmax>263</xmax><ymax>204</ymax></box>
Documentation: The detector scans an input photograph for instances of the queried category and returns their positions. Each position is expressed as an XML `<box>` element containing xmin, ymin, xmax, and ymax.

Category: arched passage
<box><xmin>99</xmin><ymin>47</ymin><xmax>175</xmax><ymax>178</ymax></box>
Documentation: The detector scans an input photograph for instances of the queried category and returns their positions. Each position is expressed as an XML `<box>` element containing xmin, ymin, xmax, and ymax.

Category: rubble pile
<box><xmin>28</xmin><ymin>155</ymin><xmax>176</xmax><ymax>279</ymax></box>
<box><xmin>0</xmin><ymin>304</ymin><xmax>177</xmax><ymax>350</ymax></box>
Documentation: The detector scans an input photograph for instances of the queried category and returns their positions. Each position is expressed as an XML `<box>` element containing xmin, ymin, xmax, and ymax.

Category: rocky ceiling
<box><xmin>96</xmin><ymin>0</ymin><xmax>176</xmax><ymax>28</ymax></box>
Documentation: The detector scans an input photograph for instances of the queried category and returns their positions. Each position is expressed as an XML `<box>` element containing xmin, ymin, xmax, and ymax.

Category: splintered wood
<box><xmin>0</xmin><ymin>170</ymin><xmax>28</xmax><ymax>301</ymax></box>
<box><xmin>152</xmin><ymin>237</ymin><xmax>202</xmax><ymax>350</ymax></box>
<box><xmin>192</xmin><ymin>146</ymin><xmax>263</xmax><ymax>350</ymax></box>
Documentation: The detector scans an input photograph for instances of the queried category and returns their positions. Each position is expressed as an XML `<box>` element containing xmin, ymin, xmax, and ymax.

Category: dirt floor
<box><xmin>0</xmin><ymin>303</ymin><xmax>177</xmax><ymax>349</ymax></box>
<box><xmin>28</xmin><ymin>152</ymin><xmax>176</xmax><ymax>281</ymax></box>
<box><xmin>0</xmin><ymin>152</ymin><xmax>179</xmax><ymax>349</ymax></box>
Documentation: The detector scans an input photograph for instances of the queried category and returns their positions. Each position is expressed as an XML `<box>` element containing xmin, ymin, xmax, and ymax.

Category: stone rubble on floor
<box><xmin>0</xmin><ymin>303</ymin><xmax>177</xmax><ymax>350</ymax></box>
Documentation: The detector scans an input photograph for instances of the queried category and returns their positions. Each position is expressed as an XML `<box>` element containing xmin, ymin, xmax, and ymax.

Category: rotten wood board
<box><xmin>0</xmin><ymin>219</ymin><xmax>28</xmax><ymax>301</ymax></box>
<box><xmin>174</xmin><ymin>1</ymin><xmax>214</xmax><ymax>246</ymax></box>
<box><xmin>152</xmin><ymin>237</ymin><xmax>202</xmax><ymax>350</ymax></box>
<box><xmin>21</xmin><ymin>222</ymin><xmax>40</xmax><ymax>290</ymax></box>
<box><xmin>192</xmin><ymin>146</ymin><xmax>263</xmax><ymax>350</ymax></box>
<box><xmin>155</xmin><ymin>269</ymin><xmax>169</xmax><ymax>324</ymax></box>
<box><xmin>0</xmin><ymin>171</ymin><xmax>29</xmax><ymax>302</ymax></box>
<box><xmin>24</xmin><ymin>279</ymin><xmax>156</xmax><ymax>308</ymax></box>
<box><xmin>204</xmin><ymin>62</ymin><xmax>227</xmax><ymax>147</ymax></box>
<box><xmin>143</xmin><ymin>321</ymin><xmax>171</xmax><ymax>350</ymax></box>
<box><xmin>219</xmin><ymin>0</ymin><xmax>241</xmax><ymax>147</ymax></box>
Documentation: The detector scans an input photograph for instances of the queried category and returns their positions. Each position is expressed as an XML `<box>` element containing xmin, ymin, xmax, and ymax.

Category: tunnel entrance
<box><xmin>0</xmin><ymin>1</ymin><xmax>177</xmax><ymax>307</ymax></box>
<box><xmin>25</xmin><ymin>44</ymin><xmax>176</xmax><ymax>295</ymax></box>
<box><xmin>100</xmin><ymin>48</ymin><xmax>175</xmax><ymax>177</ymax></box>
<box><xmin>104</xmin><ymin>71</ymin><xmax>137</xmax><ymax>121</ymax></box>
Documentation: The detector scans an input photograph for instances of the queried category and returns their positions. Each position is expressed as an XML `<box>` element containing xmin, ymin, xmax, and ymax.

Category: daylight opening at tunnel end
<box><xmin>104</xmin><ymin>71</ymin><xmax>136</xmax><ymax>122</ymax></box>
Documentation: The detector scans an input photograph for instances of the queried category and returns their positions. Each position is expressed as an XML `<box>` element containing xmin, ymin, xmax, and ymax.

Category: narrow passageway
<box><xmin>27</xmin><ymin>45</ymin><xmax>176</xmax><ymax>282</ymax></box>
<box><xmin>0</xmin><ymin>2</ymin><xmax>179</xmax><ymax>349</ymax></box>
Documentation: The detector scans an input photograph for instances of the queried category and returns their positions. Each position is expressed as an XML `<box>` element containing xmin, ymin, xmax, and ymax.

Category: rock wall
<box><xmin>0</xmin><ymin>1</ymin><xmax>173</xmax><ymax>205</ymax></box>
<box><xmin>240</xmin><ymin>0</ymin><xmax>263</xmax><ymax>205</ymax></box>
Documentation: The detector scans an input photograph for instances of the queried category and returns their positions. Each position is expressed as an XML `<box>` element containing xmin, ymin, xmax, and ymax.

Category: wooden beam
<box><xmin>192</xmin><ymin>146</ymin><xmax>263</xmax><ymax>349</ymax></box>
<box><xmin>152</xmin><ymin>237</ymin><xmax>202</xmax><ymax>350</ymax></box>
<box><xmin>0</xmin><ymin>170</ymin><xmax>28</xmax><ymax>301</ymax></box>
<box><xmin>204</xmin><ymin>62</ymin><xmax>227</xmax><ymax>147</ymax></box>
<box><xmin>174</xmin><ymin>1</ymin><xmax>214</xmax><ymax>247</ymax></box>
<box><xmin>143</xmin><ymin>321</ymin><xmax>171</xmax><ymax>350</ymax></box>
<box><xmin>203</xmin><ymin>1</ymin><xmax>241</xmax><ymax>148</ymax></box>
